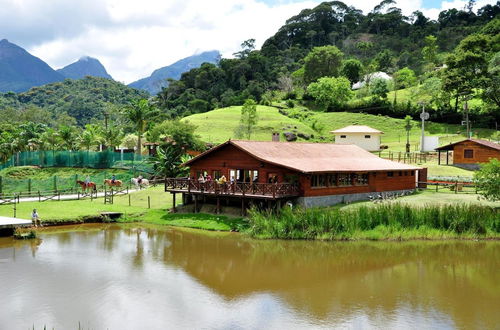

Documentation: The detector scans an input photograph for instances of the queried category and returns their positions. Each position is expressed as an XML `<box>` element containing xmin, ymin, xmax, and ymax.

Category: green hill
<box><xmin>185</xmin><ymin>105</ymin><xmax>498</xmax><ymax>151</ymax></box>
<box><xmin>182</xmin><ymin>106</ymin><xmax>317</xmax><ymax>143</ymax></box>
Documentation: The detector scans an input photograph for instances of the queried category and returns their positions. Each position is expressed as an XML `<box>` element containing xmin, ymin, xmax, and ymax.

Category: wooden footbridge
<box><xmin>0</xmin><ymin>216</ymin><xmax>32</xmax><ymax>229</ymax></box>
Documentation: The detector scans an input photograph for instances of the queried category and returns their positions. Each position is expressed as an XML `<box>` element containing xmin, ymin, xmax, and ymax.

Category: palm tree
<box><xmin>40</xmin><ymin>128</ymin><xmax>60</xmax><ymax>151</ymax></box>
<box><xmin>58</xmin><ymin>126</ymin><xmax>78</xmax><ymax>151</ymax></box>
<box><xmin>101</xmin><ymin>126</ymin><xmax>125</xmax><ymax>150</ymax></box>
<box><xmin>79</xmin><ymin>125</ymin><xmax>100</xmax><ymax>151</ymax></box>
<box><xmin>123</xmin><ymin>99</ymin><xmax>159</xmax><ymax>155</ymax></box>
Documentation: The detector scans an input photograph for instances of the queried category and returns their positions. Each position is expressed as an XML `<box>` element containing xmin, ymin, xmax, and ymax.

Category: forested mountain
<box><xmin>129</xmin><ymin>50</ymin><xmax>221</xmax><ymax>95</ymax></box>
<box><xmin>57</xmin><ymin>56</ymin><xmax>113</xmax><ymax>80</ymax></box>
<box><xmin>156</xmin><ymin>0</ymin><xmax>499</xmax><ymax>127</ymax></box>
<box><xmin>0</xmin><ymin>39</ymin><xmax>64</xmax><ymax>93</ymax></box>
<box><xmin>0</xmin><ymin>76</ymin><xmax>148</xmax><ymax>125</ymax></box>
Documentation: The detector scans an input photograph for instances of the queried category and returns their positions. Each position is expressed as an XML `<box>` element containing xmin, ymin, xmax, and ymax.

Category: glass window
<box><xmin>464</xmin><ymin>149</ymin><xmax>474</xmax><ymax>158</ymax></box>
<box><xmin>326</xmin><ymin>174</ymin><xmax>337</xmax><ymax>187</ymax></box>
<box><xmin>213</xmin><ymin>170</ymin><xmax>222</xmax><ymax>180</ymax></box>
<box><xmin>354</xmin><ymin>173</ymin><xmax>368</xmax><ymax>185</ymax></box>
<box><xmin>387</xmin><ymin>171</ymin><xmax>394</xmax><ymax>177</ymax></box>
<box><xmin>311</xmin><ymin>175</ymin><xmax>326</xmax><ymax>187</ymax></box>
<box><xmin>365</xmin><ymin>135</ymin><xmax>371</xmax><ymax>139</ymax></box>
<box><xmin>338</xmin><ymin>173</ymin><xmax>352</xmax><ymax>186</ymax></box>
<box><xmin>340</xmin><ymin>135</ymin><xmax>346</xmax><ymax>138</ymax></box>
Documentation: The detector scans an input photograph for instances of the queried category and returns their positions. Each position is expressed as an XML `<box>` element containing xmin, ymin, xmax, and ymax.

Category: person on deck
<box><xmin>31</xmin><ymin>209</ymin><xmax>41</xmax><ymax>227</ymax></box>
<box><xmin>198</xmin><ymin>174</ymin><xmax>205</xmax><ymax>183</ymax></box>
<box><xmin>218</xmin><ymin>175</ymin><xmax>227</xmax><ymax>184</ymax></box>
<box><xmin>206</xmin><ymin>174</ymin><xmax>212</xmax><ymax>182</ymax></box>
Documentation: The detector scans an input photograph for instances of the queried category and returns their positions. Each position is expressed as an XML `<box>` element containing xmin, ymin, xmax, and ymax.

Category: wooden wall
<box><xmin>452</xmin><ymin>142</ymin><xmax>500</xmax><ymax>164</ymax></box>
<box><xmin>299</xmin><ymin>170</ymin><xmax>417</xmax><ymax>197</ymax></box>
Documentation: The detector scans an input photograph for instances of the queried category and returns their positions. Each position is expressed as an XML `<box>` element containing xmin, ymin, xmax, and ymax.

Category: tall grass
<box><xmin>248</xmin><ymin>204</ymin><xmax>499</xmax><ymax>240</ymax></box>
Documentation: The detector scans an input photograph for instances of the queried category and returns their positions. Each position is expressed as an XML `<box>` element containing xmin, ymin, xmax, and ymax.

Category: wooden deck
<box><xmin>0</xmin><ymin>216</ymin><xmax>32</xmax><ymax>229</ymax></box>
<box><xmin>165</xmin><ymin>178</ymin><xmax>300</xmax><ymax>199</ymax></box>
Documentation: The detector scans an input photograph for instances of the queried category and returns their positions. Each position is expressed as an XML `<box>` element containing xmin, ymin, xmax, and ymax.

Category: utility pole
<box><xmin>419</xmin><ymin>102</ymin><xmax>429</xmax><ymax>152</ymax></box>
<box><xmin>463</xmin><ymin>99</ymin><xmax>470</xmax><ymax>138</ymax></box>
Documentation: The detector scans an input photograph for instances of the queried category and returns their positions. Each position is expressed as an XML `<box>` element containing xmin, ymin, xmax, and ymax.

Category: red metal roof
<box><xmin>184</xmin><ymin>140</ymin><xmax>421</xmax><ymax>173</ymax></box>
<box><xmin>435</xmin><ymin>139</ymin><xmax>500</xmax><ymax>151</ymax></box>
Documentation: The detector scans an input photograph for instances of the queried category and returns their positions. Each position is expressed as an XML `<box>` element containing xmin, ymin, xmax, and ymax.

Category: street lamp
<box><xmin>418</xmin><ymin>102</ymin><xmax>429</xmax><ymax>152</ymax></box>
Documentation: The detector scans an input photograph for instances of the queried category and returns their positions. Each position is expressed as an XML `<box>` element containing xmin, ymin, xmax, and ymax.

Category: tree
<box><xmin>233</xmin><ymin>39</ymin><xmax>256</xmax><ymax>59</ymax></box>
<box><xmin>393</xmin><ymin>67</ymin><xmax>417</xmax><ymax>104</ymax></box>
<box><xmin>58</xmin><ymin>126</ymin><xmax>78</xmax><ymax>151</ymax></box>
<box><xmin>235</xmin><ymin>99</ymin><xmax>259</xmax><ymax>139</ymax></box>
<box><xmin>307</xmin><ymin>77</ymin><xmax>353</xmax><ymax>110</ymax></box>
<box><xmin>123</xmin><ymin>99</ymin><xmax>160</xmax><ymax>154</ymax></box>
<box><xmin>101</xmin><ymin>126</ymin><xmax>124</xmax><ymax>150</ymax></box>
<box><xmin>146</xmin><ymin>119</ymin><xmax>203</xmax><ymax>150</ymax></box>
<box><xmin>371</xmin><ymin>78</ymin><xmax>389</xmax><ymax>100</ymax></box>
<box><xmin>422</xmin><ymin>35</ymin><xmax>439</xmax><ymax>66</ymax></box>
<box><xmin>40</xmin><ymin>128</ymin><xmax>60</xmax><ymax>151</ymax></box>
<box><xmin>474</xmin><ymin>158</ymin><xmax>500</xmax><ymax>201</ymax></box>
<box><xmin>404</xmin><ymin>115</ymin><xmax>412</xmax><ymax>153</ymax></box>
<box><xmin>374</xmin><ymin>50</ymin><xmax>393</xmax><ymax>72</ymax></box>
<box><xmin>149</xmin><ymin>144</ymin><xmax>186</xmax><ymax>178</ymax></box>
<box><xmin>79</xmin><ymin>124</ymin><xmax>100</xmax><ymax>151</ymax></box>
<box><xmin>482</xmin><ymin>51</ymin><xmax>500</xmax><ymax>108</ymax></box>
<box><xmin>303</xmin><ymin>46</ymin><xmax>344</xmax><ymax>83</ymax></box>
<box><xmin>341</xmin><ymin>59</ymin><xmax>363</xmax><ymax>84</ymax></box>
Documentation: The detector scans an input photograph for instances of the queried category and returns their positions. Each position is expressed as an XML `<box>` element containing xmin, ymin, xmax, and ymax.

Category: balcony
<box><xmin>165</xmin><ymin>178</ymin><xmax>300</xmax><ymax>199</ymax></box>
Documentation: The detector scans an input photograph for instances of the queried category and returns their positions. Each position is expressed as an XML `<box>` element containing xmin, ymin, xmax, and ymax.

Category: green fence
<box><xmin>0</xmin><ymin>150</ymin><xmax>151</xmax><ymax>171</ymax></box>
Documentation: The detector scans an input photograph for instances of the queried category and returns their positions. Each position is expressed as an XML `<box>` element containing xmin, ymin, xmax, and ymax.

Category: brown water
<box><xmin>0</xmin><ymin>225</ymin><xmax>499</xmax><ymax>330</ymax></box>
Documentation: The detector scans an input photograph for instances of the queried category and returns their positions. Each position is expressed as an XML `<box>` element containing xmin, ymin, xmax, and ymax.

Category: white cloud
<box><xmin>1</xmin><ymin>0</ymin><xmax>496</xmax><ymax>83</ymax></box>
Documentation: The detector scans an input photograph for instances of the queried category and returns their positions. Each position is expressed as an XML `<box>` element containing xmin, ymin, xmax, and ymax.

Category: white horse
<box><xmin>131</xmin><ymin>177</ymin><xmax>149</xmax><ymax>189</ymax></box>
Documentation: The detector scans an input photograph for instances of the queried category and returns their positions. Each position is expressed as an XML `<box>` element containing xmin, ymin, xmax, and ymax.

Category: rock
<box><xmin>298</xmin><ymin>133</ymin><xmax>310</xmax><ymax>140</ymax></box>
<box><xmin>284</xmin><ymin>132</ymin><xmax>297</xmax><ymax>142</ymax></box>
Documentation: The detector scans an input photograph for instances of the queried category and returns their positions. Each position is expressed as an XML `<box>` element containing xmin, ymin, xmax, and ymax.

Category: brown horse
<box><xmin>76</xmin><ymin>180</ymin><xmax>97</xmax><ymax>192</ymax></box>
<box><xmin>104</xmin><ymin>179</ymin><xmax>122</xmax><ymax>187</ymax></box>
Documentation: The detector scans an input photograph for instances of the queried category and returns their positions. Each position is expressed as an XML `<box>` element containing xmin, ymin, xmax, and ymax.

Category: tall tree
<box><xmin>307</xmin><ymin>77</ymin><xmax>353</xmax><ymax>110</ymax></box>
<box><xmin>341</xmin><ymin>59</ymin><xmax>363</xmax><ymax>84</ymax></box>
<box><xmin>123</xmin><ymin>99</ymin><xmax>160</xmax><ymax>154</ymax></box>
<box><xmin>303</xmin><ymin>46</ymin><xmax>344</xmax><ymax>83</ymax></box>
<box><xmin>236</xmin><ymin>99</ymin><xmax>259</xmax><ymax>139</ymax></box>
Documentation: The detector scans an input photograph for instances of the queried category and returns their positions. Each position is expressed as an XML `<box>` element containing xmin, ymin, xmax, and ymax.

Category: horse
<box><xmin>76</xmin><ymin>180</ymin><xmax>97</xmax><ymax>192</ymax></box>
<box><xmin>131</xmin><ymin>177</ymin><xmax>149</xmax><ymax>188</ymax></box>
<box><xmin>104</xmin><ymin>179</ymin><xmax>122</xmax><ymax>187</ymax></box>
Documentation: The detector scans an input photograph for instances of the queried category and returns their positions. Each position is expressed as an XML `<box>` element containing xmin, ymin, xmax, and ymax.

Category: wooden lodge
<box><xmin>165</xmin><ymin>140</ymin><xmax>425</xmax><ymax>213</ymax></box>
<box><xmin>435</xmin><ymin>139</ymin><xmax>500</xmax><ymax>170</ymax></box>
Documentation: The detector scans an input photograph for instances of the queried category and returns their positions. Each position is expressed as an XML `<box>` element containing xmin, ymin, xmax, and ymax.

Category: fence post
<box><xmin>455</xmin><ymin>182</ymin><xmax>458</xmax><ymax>194</ymax></box>
<box><xmin>0</xmin><ymin>176</ymin><xmax>2</xmax><ymax>195</ymax></box>
<box><xmin>148</xmin><ymin>196</ymin><xmax>151</xmax><ymax>209</ymax></box>
<box><xmin>28</xmin><ymin>178</ymin><xmax>31</xmax><ymax>194</ymax></box>
<box><xmin>53</xmin><ymin>176</ymin><xmax>57</xmax><ymax>192</ymax></box>
<box><xmin>128</xmin><ymin>194</ymin><xmax>131</xmax><ymax>206</ymax></box>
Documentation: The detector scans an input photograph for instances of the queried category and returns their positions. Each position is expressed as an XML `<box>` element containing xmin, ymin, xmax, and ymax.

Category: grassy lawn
<box><xmin>341</xmin><ymin>189</ymin><xmax>499</xmax><ymax>209</ymax></box>
<box><xmin>0</xmin><ymin>186</ymin><xmax>174</xmax><ymax>222</ymax></box>
<box><xmin>419</xmin><ymin>162</ymin><xmax>474</xmax><ymax>178</ymax></box>
<box><xmin>121</xmin><ymin>210</ymin><xmax>247</xmax><ymax>231</ymax></box>
<box><xmin>183</xmin><ymin>106</ymin><xmax>316</xmax><ymax>143</ymax></box>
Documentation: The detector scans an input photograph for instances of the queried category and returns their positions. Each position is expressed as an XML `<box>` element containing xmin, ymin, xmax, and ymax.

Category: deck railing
<box><xmin>165</xmin><ymin>178</ymin><xmax>300</xmax><ymax>198</ymax></box>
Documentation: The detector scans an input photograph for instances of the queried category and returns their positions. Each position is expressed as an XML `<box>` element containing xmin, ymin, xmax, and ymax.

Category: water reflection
<box><xmin>0</xmin><ymin>225</ymin><xmax>498</xmax><ymax>329</ymax></box>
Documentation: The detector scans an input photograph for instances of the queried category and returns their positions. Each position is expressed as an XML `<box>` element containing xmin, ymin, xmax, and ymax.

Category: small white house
<box><xmin>331</xmin><ymin>125</ymin><xmax>383</xmax><ymax>151</ymax></box>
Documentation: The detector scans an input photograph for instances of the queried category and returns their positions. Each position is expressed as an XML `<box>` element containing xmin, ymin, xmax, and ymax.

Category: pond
<box><xmin>0</xmin><ymin>224</ymin><xmax>499</xmax><ymax>329</ymax></box>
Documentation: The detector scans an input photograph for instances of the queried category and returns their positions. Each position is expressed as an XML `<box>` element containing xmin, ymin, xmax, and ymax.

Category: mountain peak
<box><xmin>57</xmin><ymin>56</ymin><xmax>113</xmax><ymax>80</ymax></box>
<box><xmin>129</xmin><ymin>50</ymin><xmax>221</xmax><ymax>94</ymax></box>
<box><xmin>0</xmin><ymin>39</ymin><xmax>64</xmax><ymax>92</ymax></box>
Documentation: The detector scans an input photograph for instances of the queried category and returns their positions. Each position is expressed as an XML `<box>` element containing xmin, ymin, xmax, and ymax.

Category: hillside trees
<box><xmin>235</xmin><ymin>99</ymin><xmax>259</xmax><ymax>139</ymax></box>
<box><xmin>341</xmin><ymin>59</ymin><xmax>363</xmax><ymax>84</ymax></box>
<box><xmin>307</xmin><ymin>77</ymin><xmax>353</xmax><ymax>110</ymax></box>
<box><xmin>303</xmin><ymin>46</ymin><xmax>344</xmax><ymax>83</ymax></box>
<box><xmin>123</xmin><ymin>99</ymin><xmax>160</xmax><ymax>154</ymax></box>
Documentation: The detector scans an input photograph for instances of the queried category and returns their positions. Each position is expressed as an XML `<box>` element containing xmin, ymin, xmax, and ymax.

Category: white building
<box><xmin>331</xmin><ymin>125</ymin><xmax>383</xmax><ymax>151</ymax></box>
<box><xmin>352</xmin><ymin>71</ymin><xmax>392</xmax><ymax>90</ymax></box>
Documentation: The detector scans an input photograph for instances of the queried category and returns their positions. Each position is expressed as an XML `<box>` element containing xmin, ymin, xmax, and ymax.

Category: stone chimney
<box><xmin>272</xmin><ymin>132</ymin><xmax>280</xmax><ymax>142</ymax></box>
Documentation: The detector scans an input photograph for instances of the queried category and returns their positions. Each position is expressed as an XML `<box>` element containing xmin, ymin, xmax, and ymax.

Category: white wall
<box><xmin>334</xmin><ymin>133</ymin><xmax>381</xmax><ymax>151</ymax></box>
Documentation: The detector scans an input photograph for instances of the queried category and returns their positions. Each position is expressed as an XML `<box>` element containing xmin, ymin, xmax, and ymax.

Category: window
<box><xmin>354</xmin><ymin>173</ymin><xmax>368</xmax><ymax>185</ymax></box>
<box><xmin>311</xmin><ymin>174</ymin><xmax>326</xmax><ymax>187</ymax></box>
<box><xmin>387</xmin><ymin>171</ymin><xmax>394</xmax><ymax>177</ymax></box>
<box><xmin>399</xmin><ymin>171</ymin><xmax>403</xmax><ymax>176</ymax></box>
<box><xmin>340</xmin><ymin>135</ymin><xmax>346</xmax><ymax>138</ymax></box>
<box><xmin>411</xmin><ymin>171</ymin><xmax>415</xmax><ymax>176</ymax></box>
<box><xmin>213</xmin><ymin>170</ymin><xmax>222</xmax><ymax>180</ymax></box>
<box><xmin>338</xmin><ymin>173</ymin><xmax>352</xmax><ymax>186</ymax></box>
<box><xmin>464</xmin><ymin>149</ymin><xmax>474</xmax><ymax>159</ymax></box>
<box><xmin>326</xmin><ymin>174</ymin><xmax>337</xmax><ymax>187</ymax></box>
<box><xmin>365</xmin><ymin>135</ymin><xmax>371</xmax><ymax>139</ymax></box>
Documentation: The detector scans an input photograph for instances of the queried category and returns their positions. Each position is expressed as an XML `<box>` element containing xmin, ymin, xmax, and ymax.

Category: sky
<box><xmin>0</xmin><ymin>0</ymin><xmax>496</xmax><ymax>84</ymax></box>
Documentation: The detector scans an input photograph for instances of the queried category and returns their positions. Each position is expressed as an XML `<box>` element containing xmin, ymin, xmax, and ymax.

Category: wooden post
<box><xmin>216</xmin><ymin>197</ymin><xmax>220</xmax><ymax>214</ymax></box>
<box><xmin>28</xmin><ymin>178</ymin><xmax>31</xmax><ymax>194</ymax></box>
<box><xmin>38</xmin><ymin>191</ymin><xmax>41</xmax><ymax>202</ymax></box>
<box><xmin>0</xmin><ymin>176</ymin><xmax>2</xmax><ymax>195</ymax></box>
<box><xmin>194</xmin><ymin>195</ymin><xmax>198</xmax><ymax>213</ymax></box>
<box><xmin>455</xmin><ymin>182</ymin><xmax>458</xmax><ymax>194</ymax></box>
<box><xmin>128</xmin><ymin>194</ymin><xmax>131</xmax><ymax>206</ymax></box>
<box><xmin>173</xmin><ymin>193</ymin><xmax>176</xmax><ymax>213</ymax></box>
<box><xmin>446</xmin><ymin>151</ymin><xmax>449</xmax><ymax>165</ymax></box>
<box><xmin>148</xmin><ymin>196</ymin><xmax>151</xmax><ymax>209</ymax></box>
<box><xmin>438</xmin><ymin>150</ymin><xmax>441</xmax><ymax>165</ymax></box>
<box><xmin>241</xmin><ymin>198</ymin><xmax>245</xmax><ymax>216</ymax></box>
<box><xmin>53</xmin><ymin>175</ymin><xmax>57</xmax><ymax>192</ymax></box>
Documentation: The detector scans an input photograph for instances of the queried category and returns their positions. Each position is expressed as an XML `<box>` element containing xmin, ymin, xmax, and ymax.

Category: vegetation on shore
<box><xmin>247</xmin><ymin>203</ymin><xmax>499</xmax><ymax>241</ymax></box>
